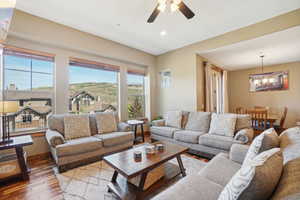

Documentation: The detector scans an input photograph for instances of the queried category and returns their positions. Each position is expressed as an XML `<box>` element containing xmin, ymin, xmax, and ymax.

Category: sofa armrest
<box><xmin>229</xmin><ymin>143</ymin><xmax>250</xmax><ymax>164</ymax></box>
<box><xmin>151</xmin><ymin>119</ymin><xmax>165</xmax><ymax>127</ymax></box>
<box><xmin>46</xmin><ymin>129</ymin><xmax>65</xmax><ymax>148</ymax></box>
<box><xmin>234</xmin><ymin>128</ymin><xmax>254</xmax><ymax>144</ymax></box>
<box><xmin>118</xmin><ymin>122</ymin><xmax>131</xmax><ymax>132</ymax></box>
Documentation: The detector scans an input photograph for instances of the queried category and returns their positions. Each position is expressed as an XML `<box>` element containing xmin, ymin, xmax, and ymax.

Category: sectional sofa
<box><xmin>45</xmin><ymin>112</ymin><xmax>134</xmax><ymax>172</ymax></box>
<box><xmin>151</xmin><ymin>111</ymin><xmax>254</xmax><ymax>158</ymax></box>
<box><xmin>153</xmin><ymin>127</ymin><xmax>300</xmax><ymax>200</ymax></box>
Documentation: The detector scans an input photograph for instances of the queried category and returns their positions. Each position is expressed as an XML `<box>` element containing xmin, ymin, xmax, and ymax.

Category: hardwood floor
<box><xmin>0</xmin><ymin>135</ymin><xmax>208</xmax><ymax>200</ymax></box>
<box><xmin>0</xmin><ymin>158</ymin><xmax>63</xmax><ymax>200</ymax></box>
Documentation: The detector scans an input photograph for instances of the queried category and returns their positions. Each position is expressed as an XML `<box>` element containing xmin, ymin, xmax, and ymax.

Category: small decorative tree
<box><xmin>128</xmin><ymin>96</ymin><xmax>143</xmax><ymax>119</ymax></box>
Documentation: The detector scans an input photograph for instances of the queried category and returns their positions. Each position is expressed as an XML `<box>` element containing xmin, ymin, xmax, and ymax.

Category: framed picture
<box><xmin>249</xmin><ymin>71</ymin><xmax>289</xmax><ymax>92</ymax></box>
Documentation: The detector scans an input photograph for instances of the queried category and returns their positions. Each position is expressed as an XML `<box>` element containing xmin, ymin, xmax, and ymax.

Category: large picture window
<box><xmin>3</xmin><ymin>47</ymin><xmax>54</xmax><ymax>133</ymax></box>
<box><xmin>69</xmin><ymin>58</ymin><xmax>119</xmax><ymax>114</ymax></box>
<box><xmin>127</xmin><ymin>70</ymin><xmax>145</xmax><ymax>119</ymax></box>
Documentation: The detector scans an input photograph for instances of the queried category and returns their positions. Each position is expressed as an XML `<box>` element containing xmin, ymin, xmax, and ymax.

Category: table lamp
<box><xmin>0</xmin><ymin>101</ymin><xmax>19</xmax><ymax>144</ymax></box>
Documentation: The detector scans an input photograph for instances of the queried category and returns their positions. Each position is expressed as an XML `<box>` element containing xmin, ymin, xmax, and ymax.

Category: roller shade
<box><xmin>127</xmin><ymin>67</ymin><xmax>147</xmax><ymax>76</ymax></box>
<box><xmin>69</xmin><ymin>57</ymin><xmax>120</xmax><ymax>72</ymax></box>
<box><xmin>3</xmin><ymin>45</ymin><xmax>55</xmax><ymax>62</ymax></box>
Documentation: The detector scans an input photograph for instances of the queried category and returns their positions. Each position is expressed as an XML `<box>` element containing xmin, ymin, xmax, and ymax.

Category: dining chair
<box><xmin>273</xmin><ymin>107</ymin><xmax>288</xmax><ymax>133</ymax></box>
<box><xmin>246</xmin><ymin>109</ymin><xmax>268</xmax><ymax>131</ymax></box>
<box><xmin>236</xmin><ymin>107</ymin><xmax>245</xmax><ymax>114</ymax></box>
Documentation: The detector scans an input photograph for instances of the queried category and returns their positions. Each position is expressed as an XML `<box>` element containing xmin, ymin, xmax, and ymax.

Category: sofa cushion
<box><xmin>152</xmin><ymin>175</ymin><xmax>223</xmax><ymax>200</ymax></box>
<box><xmin>271</xmin><ymin>127</ymin><xmax>300</xmax><ymax>200</ymax></box>
<box><xmin>48</xmin><ymin>114</ymin><xmax>65</xmax><ymax>134</ymax></box>
<box><xmin>56</xmin><ymin>137</ymin><xmax>102</xmax><ymax>157</ymax></box>
<box><xmin>218</xmin><ymin>148</ymin><xmax>283</xmax><ymax>200</ymax></box>
<box><xmin>209</xmin><ymin>113</ymin><xmax>237</xmax><ymax>137</ymax></box>
<box><xmin>95</xmin><ymin>112</ymin><xmax>117</xmax><ymax>134</ymax></box>
<box><xmin>199</xmin><ymin>134</ymin><xmax>242</xmax><ymax>151</ymax></box>
<box><xmin>94</xmin><ymin>132</ymin><xmax>133</xmax><ymax>147</ymax></box>
<box><xmin>235</xmin><ymin>114</ymin><xmax>251</xmax><ymax>131</ymax></box>
<box><xmin>150</xmin><ymin>126</ymin><xmax>181</xmax><ymax>138</ymax></box>
<box><xmin>174</xmin><ymin>130</ymin><xmax>205</xmax><ymax>144</ymax></box>
<box><xmin>185</xmin><ymin>112</ymin><xmax>211</xmax><ymax>132</ymax></box>
<box><xmin>243</xmin><ymin>128</ymin><xmax>279</xmax><ymax>166</ymax></box>
<box><xmin>64</xmin><ymin>114</ymin><xmax>91</xmax><ymax>140</ymax></box>
<box><xmin>165</xmin><ymin>110</ymin><xmax>182</xmax><ymax>128</ymax></box>
<box><xmin>199</xmin><ymin>153</ymin><xmax>241</xmax><ymax>187</ymax></box>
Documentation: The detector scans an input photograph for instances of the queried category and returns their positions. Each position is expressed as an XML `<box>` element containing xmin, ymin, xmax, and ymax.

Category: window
<box><xmin>69</xmin><ymin>58</ymin><xmax>119</xmax><ymax>114</ymax></box>
<box><xmin>127</xmin><ymin>70</ymin><xmax>145</xmax><ymax>119</ymax></box>
<box><xmin>3</xmin><ymin>47</ymin><xmax>54</xmax><ymax>133</ymax></box>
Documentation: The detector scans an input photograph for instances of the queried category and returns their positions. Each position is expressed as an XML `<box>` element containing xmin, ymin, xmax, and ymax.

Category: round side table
<box><xmin>127</xmin><ymin>120</ymin><xmax>145</xmax><ymax>144</ymax></box>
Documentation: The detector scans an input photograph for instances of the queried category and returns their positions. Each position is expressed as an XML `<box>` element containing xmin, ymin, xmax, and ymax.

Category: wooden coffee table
<box><xmin>103</xmin><ymin>142</ymin><xmax>188</xmax><ymax>200</ymax></box>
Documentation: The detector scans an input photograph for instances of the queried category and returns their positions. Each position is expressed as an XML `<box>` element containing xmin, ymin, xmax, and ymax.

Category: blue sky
<box><xmin>4</xmin><ymin>55</ymin><xmax>144</xmax><ymax>90</ymax></box>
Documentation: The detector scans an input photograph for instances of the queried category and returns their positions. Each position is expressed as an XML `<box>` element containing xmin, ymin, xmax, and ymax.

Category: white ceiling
<box><xmin>15</xmin><ymin>0</ymin><xmax>300</xmax><ymax>55</ymax></box>
<box><xmin>198</xmin><ymin>26</ymin><xmax>300</xmax><ymax>71</ymax></box>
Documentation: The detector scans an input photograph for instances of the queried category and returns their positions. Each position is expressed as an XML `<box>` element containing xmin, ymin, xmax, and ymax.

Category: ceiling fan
<box><xmin>147</xmin><ymin>0</ymin><xmax>195</xmax><ymax>23</ymax></box>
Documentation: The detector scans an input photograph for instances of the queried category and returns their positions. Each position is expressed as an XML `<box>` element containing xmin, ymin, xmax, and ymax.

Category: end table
<box><xmin>0</xmin><ymin>135</ymin><xmax>33</xmax><ymax>181</ymax></box>
<box><xmin>127</xmin><ymin>120</ymin><xmax>145</xmax><ymax>144</ymax></box>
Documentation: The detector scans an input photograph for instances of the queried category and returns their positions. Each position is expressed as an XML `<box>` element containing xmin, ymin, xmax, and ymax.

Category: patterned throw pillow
<box><xmin>209</xmin><ymin>113</ymin><xmax>237</xmax><ymax>137</ymax></box>
<box><xmin>64</xmin><ymin>114</ymin><xmax>91</xmax><ymax>140</ymax></box>
<box><xmin>218</xmin><ymin>148</ymin><xmax>283</xmax><ymax>200</ymax></box>
<box><xmin>235</xmin><ymin>114</ymin><xmax>251</xmax><ymax>131</ymax></box>
<box><xmin>185</xmin><ymin>112</ymin><xmax>211</xmax><ymax>132</ymax></box>
<box><xmin>165</xmin><ymin>111</ymin><xmax>182</xmax><ymax>128</ymax></box>
<box><xmin>95</xmin><ymin>112</ymin><xmax>117</xmax><ymax>134</ymax></box>
<box><xmin>243</xmin><ymin>128</ymin><xmax>279</xmax><ymax>166</ymax></box>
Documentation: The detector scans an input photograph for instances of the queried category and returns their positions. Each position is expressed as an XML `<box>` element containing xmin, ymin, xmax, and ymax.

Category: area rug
<box><xmin>54</xmin><ymin>154</ymin><xmax>207</xmax><ymax>200</ymax></box>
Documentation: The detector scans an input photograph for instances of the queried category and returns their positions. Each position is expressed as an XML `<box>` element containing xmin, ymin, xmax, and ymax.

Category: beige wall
<box><xmin>228</xmin><ymin>61</ymin><xmax>300</xmax><ymax>128</ymax></box>
<box><xmin>4</xmin><ymin>10</ymin><xmax>157</xmax><ymax>156</ymax></box>
<box><xmin>156</xmin><ymin>9</ymin><xmax>300</xmax><ymax>116</ymax></box>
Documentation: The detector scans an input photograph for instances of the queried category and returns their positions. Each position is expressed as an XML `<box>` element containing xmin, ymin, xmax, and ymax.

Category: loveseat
<box><xmin>153</xmin><ymin>127</ymin><xmax>300</xmax><ymax>200</ymax></box>
<box><xmin>151</xmin><ymin>111</ymin><xmax>254</xmax><ymax>158</ymax></box>
<box><xmin>45</xmin><ymin>112</ymin><xmax>134</xmax><ymax>172</ymax></box>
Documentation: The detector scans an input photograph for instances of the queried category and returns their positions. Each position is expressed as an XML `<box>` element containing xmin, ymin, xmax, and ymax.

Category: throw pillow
<box><xmin>243</xmin><ymin>128</ymin><xmax>279</xmax><ymax>166</ymax></box>
<box><xmin>209</xmin><ymin>113</ymin><xmax>237</xmax><ymax>137</ymax></box>
<box><xmin>185</xmin><ymin>112</ymin><xmax>211</xmax><ymax>132</ymax></box>
<box><xmin>218</xmin><ymin>148</ymin><xmax>283</xmax><ymax>200</ymax></box>
<box><xmin>95</xmin><ymin>112</ymin><xmax>117</xmax><ymax>134</ymax></box>
<box><xmin>165</xmin><ymin>111</ymin><xmax>182</xmax><ymax>128</ymax></box>
<box><xmin>235</xmin><ymin>114</ymin><xmax>251</xmax><ymax>131</ymax></box>
<box><xmin>64</xmin><ymin>114</ymin><xmax>91</xmax><ymax>140</ymax></box>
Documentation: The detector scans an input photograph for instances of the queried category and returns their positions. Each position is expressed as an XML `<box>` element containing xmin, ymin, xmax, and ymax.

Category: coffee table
<box><xmin>103</xmin><ymin>142</ymin><xmax>188</xmax><ymax>200</ymax></box>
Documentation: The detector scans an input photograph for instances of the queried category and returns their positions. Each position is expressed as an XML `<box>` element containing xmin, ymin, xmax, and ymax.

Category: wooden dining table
<box><xmin>245</xmin><ymin>108</ymin><xmax>281</xmax><ymax>128</ymax></box>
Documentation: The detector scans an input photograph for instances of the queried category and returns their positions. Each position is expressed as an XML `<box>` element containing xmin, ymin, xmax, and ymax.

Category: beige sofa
<box><xmin>153</xmin><ymin>127</ymin><xmax>300</xmax><ymax>200</ymax></box>
<box><xmin>151</xmin><ymin>111</ymin><xmax>254</xmax><ymax>158</ymax></box>
<box><xmin>45</xmin><ymin>113</ymin><xmax>134</xmax><ymax>172</ymax></box>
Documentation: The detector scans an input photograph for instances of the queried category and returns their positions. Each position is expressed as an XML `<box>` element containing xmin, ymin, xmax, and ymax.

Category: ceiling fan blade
<box><xmin>178</xmin><ymin>2</ymin><xmax>195</xmax><ymax>19</ymax></box>
<box><xmin>147</xmin><ymin>4</ymin><xmax>160</xmax><ymax>23</ymax></box>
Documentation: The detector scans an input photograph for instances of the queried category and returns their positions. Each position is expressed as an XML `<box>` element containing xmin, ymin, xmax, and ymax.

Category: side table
<box><xmin>127</xmin><ymin>120</ymin><xmax>145</xmax><ymax>144</ymax></box>
<box><xmin>0</xmin><ymin>135</ymin><xmax>33</xmax><ymax>181</ymax></box>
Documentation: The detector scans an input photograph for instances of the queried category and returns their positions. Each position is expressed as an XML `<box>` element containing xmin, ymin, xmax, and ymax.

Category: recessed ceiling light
<box><xmin>160</xmin><ymin>30</ymin><xmax>167</xmax><ymax>36</ymax></box>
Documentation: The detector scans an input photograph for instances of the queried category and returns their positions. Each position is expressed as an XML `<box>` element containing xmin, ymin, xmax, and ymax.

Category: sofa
<box><xmin>45</xmin><ymin>112</ymin><xmax>134</xmax><ymax>172</ymax></box>
<box><xmin>153</xmin><ymin>127</ymin><xmax>300</xmax><ymax>200</ymax></box>
<box><xmin>151</xmin><ymin>111</ymin><xmax>254</xmax><ymax>158</ymax></box>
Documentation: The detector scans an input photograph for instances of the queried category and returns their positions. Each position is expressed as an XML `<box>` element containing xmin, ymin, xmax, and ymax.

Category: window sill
<box><xmin>10</xmin><ymin>129</ymin><xmax>47</xmax><ymax>137</ymax></box>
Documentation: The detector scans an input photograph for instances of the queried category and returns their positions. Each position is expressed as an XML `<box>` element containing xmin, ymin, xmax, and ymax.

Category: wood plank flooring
<box><xmin>0</xmin><ymin>157</ymin><xmax>63</xmax><ymax>200</ymax></box>
<box><xmin>0</xmin><ymin>135</ymin><xmax>208</xmax><ymax>200</ymax></box>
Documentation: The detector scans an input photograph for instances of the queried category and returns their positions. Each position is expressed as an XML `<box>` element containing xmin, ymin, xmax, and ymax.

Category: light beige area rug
<box><xmin>54</xmin><ymin>154</ymin><xmax>207</xmax><ymax>200</ymax></box>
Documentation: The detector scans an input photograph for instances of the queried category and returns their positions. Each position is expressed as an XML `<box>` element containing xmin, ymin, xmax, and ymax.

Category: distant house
<box><xmin>69</xmin><ymin>91</ymin><xmax>95</xmax><ymax>112</ymax></box>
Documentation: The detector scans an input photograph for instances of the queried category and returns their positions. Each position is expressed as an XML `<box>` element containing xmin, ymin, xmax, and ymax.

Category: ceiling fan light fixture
<box><xmin>173</xmin><ymin>0</ymin><xmax>182</xmax><ymax>5</ymax></box>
